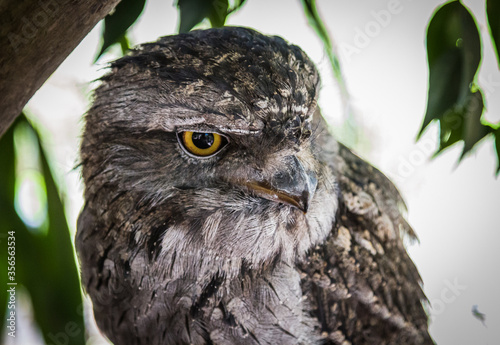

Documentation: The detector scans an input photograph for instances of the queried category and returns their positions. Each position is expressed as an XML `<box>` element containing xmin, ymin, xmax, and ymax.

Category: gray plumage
<box><xmin>76</xmin><ymin>27</ymin><xmax>434</xmax><ymax>345</ymax></box>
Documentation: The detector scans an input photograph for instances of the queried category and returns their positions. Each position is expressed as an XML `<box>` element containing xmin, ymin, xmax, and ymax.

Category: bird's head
<box><xmin>81</xmin><ymin>27</ymin><xmax>337</xmax><ymax>275</ymax></box>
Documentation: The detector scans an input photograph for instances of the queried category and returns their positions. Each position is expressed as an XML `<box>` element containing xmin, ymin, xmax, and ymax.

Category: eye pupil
<box><xmin>179</xmin><ymin>131</ymin><xmax>226</xmax><ymax>157</ymax></box>
<box><xmin>192</xmin><ymin>132</ymin><xmax>214</xmax><ymax>149</ymax></box>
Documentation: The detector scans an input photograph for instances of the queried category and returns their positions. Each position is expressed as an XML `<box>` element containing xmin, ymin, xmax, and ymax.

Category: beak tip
<box><xmin>240</xmin><ymin>156</ymin><xmax>318</xmax><ymax>213</ymax></box>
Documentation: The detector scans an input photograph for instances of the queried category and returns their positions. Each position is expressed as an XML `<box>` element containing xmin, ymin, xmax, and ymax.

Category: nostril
<box><xmin>274</xmin><ymin>171</ymin><xmax>286</xmax><ymax>181</ymax></box>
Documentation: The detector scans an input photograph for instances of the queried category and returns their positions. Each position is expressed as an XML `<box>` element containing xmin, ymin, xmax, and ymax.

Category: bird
<box><xmin>76</xmin><ymin>26</ymin><xmax>434</xmax><ymax>345</ymax></box>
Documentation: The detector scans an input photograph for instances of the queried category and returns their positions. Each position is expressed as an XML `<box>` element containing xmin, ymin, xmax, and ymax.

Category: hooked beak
<box><xmin>242</xmin><ymin>156</ymin><xmax>318</xmax><ymax>213</ymax></box>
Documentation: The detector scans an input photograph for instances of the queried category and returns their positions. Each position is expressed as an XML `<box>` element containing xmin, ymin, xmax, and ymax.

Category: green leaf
<box><xmin>437</xmin><ymin>90</ymin><xmax>491</xmax><ymax>157</ymax></box>
<box><xmin>487</xmin><ymin>0</ymin><xmax>500</xmax><ymax>68</ymax></box>
<box><xmin>495</xmin><ymin>129</ymin><xmax>500</xmax><ymax>174</ymax></box>
<box><xmin>227</xmin><ymin>0</ymin><xmax>247</xmax><ymax>15</ymax></box>
<box><xmin>118</xmin><ymin>34</ymin><xmax>132</xmax><ymax>56</ymax></box>
<box><xmin>208</xmin><ymin>0</ymin><xmax>229</xmax><ymax>27</ymax></box>
<box><xmin>177</xmin><ymin>0</ymin><xmax>232</xmax><ymax>33</ymax></box>
<box><xmin>177</xmin><ymin>0</ymin><xmax>212</xmax><ymax>33</ymax></box>
<box><xmin>460</xmin><ymin>91</ymin><xmax>492</xmax><ymax>155</ymax></box>
<box><xmin>95</xmin><ymin>0</ymin><xmax>146</xmax><ymax>61</ymax></box>
<box><xmin>0</xmin><ymin>115</ymin><xmax>85</xmax><ymax>344</ymax></box>
<box><xmin>419</xmin><ymin>1</ymin><xmax>493</xmax><ymax>158</ymax></box>
<box><xmin>420</xmin><ymin>0</ymin><xmax>482</xmax><ymax>136</ymax></box>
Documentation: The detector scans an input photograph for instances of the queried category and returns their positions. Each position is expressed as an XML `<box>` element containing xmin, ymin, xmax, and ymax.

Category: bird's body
<box><xmin>77</xmin><ymin>27</ymin><xmax>433</xmax><ymax>345</ymax></box>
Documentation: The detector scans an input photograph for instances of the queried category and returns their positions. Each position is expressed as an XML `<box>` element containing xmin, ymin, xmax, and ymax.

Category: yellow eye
<box><xmin>179</xmin><ymin>131</ymin><xmax>226</xmax><ymax>157</ymax></box>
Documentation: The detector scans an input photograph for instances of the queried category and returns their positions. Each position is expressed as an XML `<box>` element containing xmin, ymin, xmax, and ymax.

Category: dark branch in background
<box><xmin>0</xmin><ymin>0</ymin><xmax>121</xmax><ymax>138</ymax></box>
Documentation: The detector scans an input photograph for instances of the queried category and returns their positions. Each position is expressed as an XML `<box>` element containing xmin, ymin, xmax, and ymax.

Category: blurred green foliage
<box><xmin>178</xmin><ymin>0</ymin><xmax>229</xmax><ymax>33</ymax></box>
<box><xmin>0</xmin><ymin>115</ymin><xmax>85</xmax><ymax>344</ymax></box>
<box><xmin>95</xmin><ymin>0</ymin><xmax>146</xmax><ymax>60</ymax></box>
<box><xmin>419</xmin><ymin>0</ymin><xmax>500</xmax><ymax>174</ymax></box>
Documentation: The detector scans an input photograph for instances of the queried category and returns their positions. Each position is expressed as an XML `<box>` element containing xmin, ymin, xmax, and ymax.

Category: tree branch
<box><xmin>0</xmin><ymin>0</ymin><xmax>121</xmax><ymax>137</ymax></box>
